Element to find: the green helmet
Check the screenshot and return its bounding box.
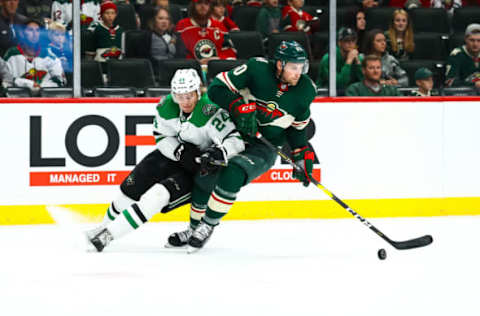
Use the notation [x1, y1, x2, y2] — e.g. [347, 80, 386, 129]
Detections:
[273, 40, 309, 74]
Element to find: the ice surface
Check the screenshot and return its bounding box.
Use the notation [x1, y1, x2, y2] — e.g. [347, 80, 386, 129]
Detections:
[1, 216, 478, 316]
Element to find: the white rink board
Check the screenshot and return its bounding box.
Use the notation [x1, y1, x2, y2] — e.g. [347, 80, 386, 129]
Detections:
[1, 99, 480, 205]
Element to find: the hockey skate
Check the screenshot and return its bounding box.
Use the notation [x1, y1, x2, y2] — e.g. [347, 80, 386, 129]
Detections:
[165, 227, 193, 248]
[86, 227, 113, 252]
[187, 220, 215, 253]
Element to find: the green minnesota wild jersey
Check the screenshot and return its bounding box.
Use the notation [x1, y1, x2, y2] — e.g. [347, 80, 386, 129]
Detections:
[153, 93, 244, 162]
[445, 45, 480, 87]
[345, 81, 403, 96]
[209, 57, 317, 147]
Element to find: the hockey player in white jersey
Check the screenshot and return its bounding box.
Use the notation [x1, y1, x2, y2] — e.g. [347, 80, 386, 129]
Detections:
[86, 69, 244, 252]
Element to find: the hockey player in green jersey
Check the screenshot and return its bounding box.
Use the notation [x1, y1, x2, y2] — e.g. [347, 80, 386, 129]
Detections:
[86, 68, 244, 252]
[182, 40, 317, 252]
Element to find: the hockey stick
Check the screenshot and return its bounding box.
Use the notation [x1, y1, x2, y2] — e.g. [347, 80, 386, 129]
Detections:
[257, 135, 433, 250]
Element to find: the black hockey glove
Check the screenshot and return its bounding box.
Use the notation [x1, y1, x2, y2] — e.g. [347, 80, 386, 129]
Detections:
[198, 146, 227, 176]
[174, 142, 202, 174]
[292, 146, 315, 187]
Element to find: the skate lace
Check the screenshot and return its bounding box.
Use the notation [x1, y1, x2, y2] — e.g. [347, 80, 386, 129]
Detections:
[193, 222, 213, 240]
[178, 228, 193, 242]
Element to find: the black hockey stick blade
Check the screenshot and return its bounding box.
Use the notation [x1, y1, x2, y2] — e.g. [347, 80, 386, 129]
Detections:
[391, 234, 433, 250]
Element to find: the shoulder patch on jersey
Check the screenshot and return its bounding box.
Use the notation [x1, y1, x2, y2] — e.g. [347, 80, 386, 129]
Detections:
[202, 103, 218, 116]
[450, 48, 461, 56]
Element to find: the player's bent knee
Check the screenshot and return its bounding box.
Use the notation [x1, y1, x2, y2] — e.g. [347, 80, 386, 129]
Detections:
[137, 183, 170, 220]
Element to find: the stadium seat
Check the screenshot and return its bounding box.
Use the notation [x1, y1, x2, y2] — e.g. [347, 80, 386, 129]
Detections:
[448, 32, 465, 52]
[124, 30, 149, 58]
[400, 60, 445, 88]
[107, 58, 156, 88]
[311, 31, 328, 60]
[81, 60, 104, 91]
[411, 33, 448, 61]
[145, 87, 170, 97]
[410, 8, 449, 34]
[115, 3, 137, 31]
[81, 29, 95, 56]
[156, 58, 202, 87]
[229, 31, 265, 59]
[5, 87, 32, 97]
[442, 86, 477, 96]
[206, 59, 246, 83]
[93, 87, 138, 97]
[232, 6, 260, 31]
[266, 32, 313, 60]
[40, 88, 73, 98]
[452, 7, 480, 33]
[337, 0, 359, 6]
[365, 7, 396, 31]
[170, 0, 190, 5]
[337, 6, 358, 28]
[303, 6, 328, 32]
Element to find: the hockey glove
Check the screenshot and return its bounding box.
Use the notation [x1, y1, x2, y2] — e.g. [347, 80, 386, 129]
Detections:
[292, 146, 315, 187]
[230, 99, 257, 137]
[174, 142, 202, 174]
[198, 146, 227, 176]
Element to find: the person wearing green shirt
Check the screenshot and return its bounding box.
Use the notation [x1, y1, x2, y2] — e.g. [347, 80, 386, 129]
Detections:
[346, 54, 403, 96]
[445, 23, 480, 91]
[316, 27, 364, 92]
[256, 0, 283, 38]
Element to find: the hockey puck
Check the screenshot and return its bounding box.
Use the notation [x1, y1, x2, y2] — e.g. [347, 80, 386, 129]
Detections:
[377, 248, 387, 260]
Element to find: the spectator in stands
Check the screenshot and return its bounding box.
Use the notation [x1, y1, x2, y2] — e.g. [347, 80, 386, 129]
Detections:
[357, 0, 383, 9]
[18, 0, 52, 23]
[363, 28, 409, 87]
[316, 27, 364, 91]
[353, 9, 367, 54]
[431, 0, 462, 17]
[346, 54, 403, 96]
[281, 0, 319, 34]
[175, 0, 237, 65]
[0, 56, 14, 94]
[385, 9, 414, 61]
[139, 0, 178, 30]
[0, 0, 28, 57]
[46, 21, 72, 73]
[51, 0, 100, 29]
[388, 0, 430, 8]
[247, 0, 262, 7]
[89, 1, 124, 62]
[3, 19, 65, 92]
[145, 7, 186, 62]
[445, 23, 480, 90]
[256, 0, 283, 39]
[410, 67, 437, 96]
[211, 0, 239, 31]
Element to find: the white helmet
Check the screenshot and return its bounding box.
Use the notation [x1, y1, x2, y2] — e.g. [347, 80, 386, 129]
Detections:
[171, 68, 202, 101]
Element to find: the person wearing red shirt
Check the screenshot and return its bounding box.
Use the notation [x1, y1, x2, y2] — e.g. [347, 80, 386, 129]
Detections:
[175, 0, 237, 65]
[281, 0, 318, 34]
[211, 0, 239, 31]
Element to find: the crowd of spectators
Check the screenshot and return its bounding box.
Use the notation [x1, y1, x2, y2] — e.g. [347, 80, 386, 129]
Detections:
[0, 0, 479, 96]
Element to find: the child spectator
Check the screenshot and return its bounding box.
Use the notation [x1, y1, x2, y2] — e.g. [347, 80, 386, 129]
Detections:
[46, 21, 72, 73]
[445, 23, 480, 90]
[51, 0, 100, 29]
[281, 0, 319, 34]
[139, 0, 182, 30]
[175, 0, 237, 65]
[211, 0, 239, 31]
[363, 28, 409, 87]
[0, 0, 28, 57]
[89, 1, 124, 62]
[353, 9, 367, 54]
[256, 0, 283, 39]
[385, 9, 414, 61]
[146, 7, 186, 62]
[3, 19, 65, 92]
[410, 67, 437, 96]
[316, 27, 364, 91]
[0, 56, 14, 94]
[346, 54, 403, 96]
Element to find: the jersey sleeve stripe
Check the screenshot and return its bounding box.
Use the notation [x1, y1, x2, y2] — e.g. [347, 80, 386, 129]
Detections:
[217, 71, 239, 94]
